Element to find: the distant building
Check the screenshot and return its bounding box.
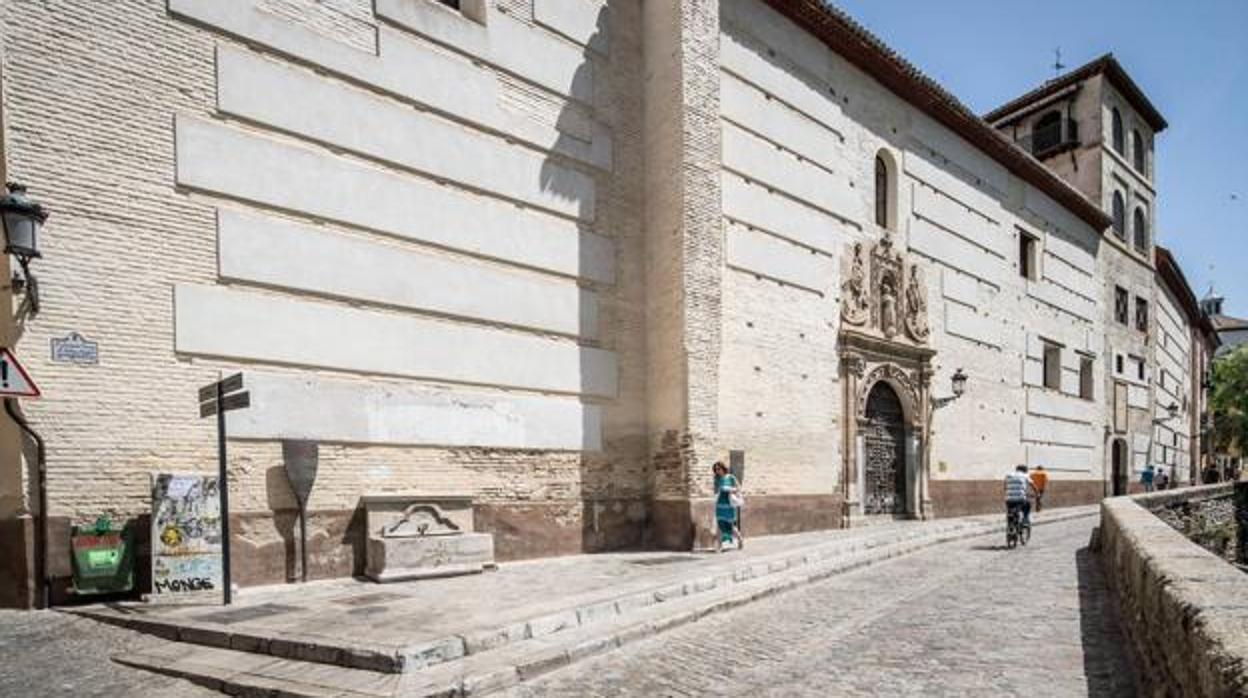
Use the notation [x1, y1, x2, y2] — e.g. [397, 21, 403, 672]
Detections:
[1201, 296, 1248, 356]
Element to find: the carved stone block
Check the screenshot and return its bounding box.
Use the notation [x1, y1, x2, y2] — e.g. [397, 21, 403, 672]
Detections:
[361, 495, 495, 582]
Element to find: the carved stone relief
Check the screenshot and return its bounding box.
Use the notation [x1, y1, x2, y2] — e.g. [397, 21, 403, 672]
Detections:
[839, 233, 931, 345]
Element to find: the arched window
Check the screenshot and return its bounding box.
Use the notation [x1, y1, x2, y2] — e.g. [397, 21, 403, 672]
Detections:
[1111, 191, 1126, 239]
[1132, 130, 1145, 172]
[1133, 207, 1148, 251]
[1111, 108, 1124, 154]
[1032, 110, 1063, 155]
[874, 155, 889, 229]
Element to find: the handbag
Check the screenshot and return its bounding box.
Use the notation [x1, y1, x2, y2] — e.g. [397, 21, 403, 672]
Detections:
[729, 491, 745, 509]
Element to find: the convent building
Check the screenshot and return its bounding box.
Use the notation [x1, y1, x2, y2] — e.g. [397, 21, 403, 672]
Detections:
[0, 0, 1216, 607]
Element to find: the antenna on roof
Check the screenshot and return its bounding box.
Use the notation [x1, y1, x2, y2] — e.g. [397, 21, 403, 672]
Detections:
[1053, 48, 1066, 78]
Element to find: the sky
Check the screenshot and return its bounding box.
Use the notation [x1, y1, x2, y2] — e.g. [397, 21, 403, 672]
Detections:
[830, 0, 1248, 318]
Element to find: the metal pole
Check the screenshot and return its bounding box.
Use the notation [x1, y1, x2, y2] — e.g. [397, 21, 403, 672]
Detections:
[217, 381, 232, 605]
[299, 502, 308, 583]
[5, 397, 48, 609]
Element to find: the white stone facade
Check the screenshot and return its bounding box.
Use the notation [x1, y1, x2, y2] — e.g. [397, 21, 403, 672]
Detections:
[0, 0, 1208, 603]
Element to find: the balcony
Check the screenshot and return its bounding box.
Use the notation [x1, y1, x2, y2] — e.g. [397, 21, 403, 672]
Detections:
[1019, 118, 1079, 159]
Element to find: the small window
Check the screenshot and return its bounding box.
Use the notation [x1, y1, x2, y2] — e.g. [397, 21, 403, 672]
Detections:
[432, 0, 487, 22]
[1135, 356, 1146, 381]
[1116, 354, 1124, 374]
[1111, 108, 1124, 154]
[1111, 192, 1126, 239]
[437, 0, 460, 7]
[1132, 130, 1146, 172]
[1115, 286, 1129, 325]
[1133, 208, 1148, 252]
[874, 155, 889, 229]
[1079, 356, 1094, 400]
[1043, 342, 1062, 390]
[1019, 231, 1039, 280]
[1136, 297, 1149, 333]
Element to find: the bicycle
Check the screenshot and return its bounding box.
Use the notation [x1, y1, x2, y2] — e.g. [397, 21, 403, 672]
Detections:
[1006, 501, 1031, 549]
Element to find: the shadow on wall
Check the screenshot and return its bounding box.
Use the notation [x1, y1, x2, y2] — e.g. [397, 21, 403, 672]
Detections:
[534, 3, 651, 556]
[1074, 545, 1141, 697]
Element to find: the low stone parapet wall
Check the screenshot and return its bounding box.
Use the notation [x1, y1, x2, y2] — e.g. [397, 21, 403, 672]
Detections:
[1100, 484, 1248, 697]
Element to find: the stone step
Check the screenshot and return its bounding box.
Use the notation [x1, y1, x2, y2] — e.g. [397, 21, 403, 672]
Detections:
[93, 508, 1095, 684]
[112, 511, 1098, 694]
[109, 509, 1097, 696]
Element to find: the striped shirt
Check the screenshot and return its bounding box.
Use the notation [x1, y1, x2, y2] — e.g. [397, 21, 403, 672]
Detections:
[1005, 472, 1031, 502]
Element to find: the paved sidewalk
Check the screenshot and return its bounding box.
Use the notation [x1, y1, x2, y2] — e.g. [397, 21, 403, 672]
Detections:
[59, 506, 1095, 696]
[506, 515, 1137, 697]
[76, 507, 1091, 672]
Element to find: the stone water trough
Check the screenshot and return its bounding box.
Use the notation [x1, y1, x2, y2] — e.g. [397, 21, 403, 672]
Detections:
[361, 495, 495, 583]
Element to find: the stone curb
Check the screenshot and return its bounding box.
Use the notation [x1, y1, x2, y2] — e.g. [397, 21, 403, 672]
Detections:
[87, 508, 1085, 676]
[110, 508, 1096, 698]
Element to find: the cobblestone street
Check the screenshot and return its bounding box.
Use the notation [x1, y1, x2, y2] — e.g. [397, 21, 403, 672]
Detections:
[505, 517, 1138, 698]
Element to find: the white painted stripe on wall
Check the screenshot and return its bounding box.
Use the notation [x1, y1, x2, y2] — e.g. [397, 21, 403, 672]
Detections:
[226, 371, 601, 451]
[1022, 414, 1096, 448]
[217, 47, 596, 221]
[174, 285, 618, 398]
[720, 73, 843, 175]
[169, 0, 610, 170]
[217, 210, 598, 339]
[1026, 389, 1095, 424]
[719, 32, 846, 140]
[175, 117, 615, 285]
[944, 302, 1001, 348]
[375, 0, 593, 104]
[1043, 232, 1097, 277]
[1041, 252, 1097, 301]
[903, 151, 1004, 225]
[941, 269, 979, 308]
[912, 184, 1005, 258]
[721, 122, 856, 222]
[1025, 444, 1094, 473]
[721, 172, 851, 253]
[1026, 281, 1097, 323]
[720, 2, 845, 103]
[909, 217, 1003, 288]
[1128, 385, 1150, 409]
[911, 118, 1010, 198]
[534, 0, 608, 54]
[725, 222, 831, 294]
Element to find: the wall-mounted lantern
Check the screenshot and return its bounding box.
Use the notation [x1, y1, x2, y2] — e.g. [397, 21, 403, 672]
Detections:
[1153, 402, 1178, 425]
[1, 182, 47, 314]
[933, 368, 968, 411]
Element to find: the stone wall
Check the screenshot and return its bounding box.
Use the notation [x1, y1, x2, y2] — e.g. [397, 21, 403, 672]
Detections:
[1099, 484, 1248, 697]
[1153, 488, 1239, 565]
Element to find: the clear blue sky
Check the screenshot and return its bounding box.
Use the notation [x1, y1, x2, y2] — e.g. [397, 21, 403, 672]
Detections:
[831, 0, 1248, 318]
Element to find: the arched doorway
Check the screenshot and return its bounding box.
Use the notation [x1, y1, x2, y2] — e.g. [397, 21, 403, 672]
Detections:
[863, 382, 907, 515]
[1111, 439, 1128, 496]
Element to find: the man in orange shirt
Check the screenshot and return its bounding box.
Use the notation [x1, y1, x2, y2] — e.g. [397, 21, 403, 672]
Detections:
[1030, 465, 1049, 513]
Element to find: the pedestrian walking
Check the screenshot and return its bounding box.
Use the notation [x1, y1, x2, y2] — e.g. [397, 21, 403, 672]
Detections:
[712, 461, 743, 553]
[1155, 467, 1169, 491]
[1029, 465, 1048, 513]
[1141, 464, 1155, 493]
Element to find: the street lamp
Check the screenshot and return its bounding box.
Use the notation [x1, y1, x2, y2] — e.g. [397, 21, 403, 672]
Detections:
[1, 182, 47, 314]
[933, 368, 968, 410]
[1153, 402, 1178, 425]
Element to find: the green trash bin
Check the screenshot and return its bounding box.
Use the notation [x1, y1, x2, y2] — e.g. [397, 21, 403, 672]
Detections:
[71, 516, 134, 595]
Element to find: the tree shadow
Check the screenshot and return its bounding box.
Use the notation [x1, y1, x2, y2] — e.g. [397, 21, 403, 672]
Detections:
[1074, 545, 1142, 697]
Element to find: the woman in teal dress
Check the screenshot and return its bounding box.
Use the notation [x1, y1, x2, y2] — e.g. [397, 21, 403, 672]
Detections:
[712, 462, 742, 552]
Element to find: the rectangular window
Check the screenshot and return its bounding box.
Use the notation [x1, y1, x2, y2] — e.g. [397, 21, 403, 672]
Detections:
[1043, 342, 1062, 390]
[1079, 356, 1094, 400]
[1115, 354, 1124, 374]
[1115, 287, 1129, 325]
[432, 0, 487, 22]
[437, 0, 460, 8]
[1019, 232, 1038, 280]
[1135, 298, 1149, 333]
[1135, 357, 1146, 381]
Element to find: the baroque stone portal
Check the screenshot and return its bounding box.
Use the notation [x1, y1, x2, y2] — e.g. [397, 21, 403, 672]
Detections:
[839, 233, 936, 524]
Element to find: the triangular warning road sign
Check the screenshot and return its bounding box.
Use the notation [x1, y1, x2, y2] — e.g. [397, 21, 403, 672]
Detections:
[0, 349, 40, 398]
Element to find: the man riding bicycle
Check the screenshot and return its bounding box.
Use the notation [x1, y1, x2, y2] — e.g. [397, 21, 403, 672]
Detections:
[1005, 464, 1038, 529]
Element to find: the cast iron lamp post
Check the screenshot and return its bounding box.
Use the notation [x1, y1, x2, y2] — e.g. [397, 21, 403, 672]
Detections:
[1, 182, 47, 315]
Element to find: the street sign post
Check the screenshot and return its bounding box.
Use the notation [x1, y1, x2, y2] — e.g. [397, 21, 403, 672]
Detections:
[197, 373, 251, 605]
[0, 348, 45, 607]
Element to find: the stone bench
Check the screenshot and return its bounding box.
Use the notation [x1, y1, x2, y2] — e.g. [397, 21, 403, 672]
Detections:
[361, 495, 495, 583]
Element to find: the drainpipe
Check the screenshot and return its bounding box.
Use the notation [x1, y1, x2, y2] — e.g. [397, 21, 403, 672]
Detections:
[5, 397, 47, 609]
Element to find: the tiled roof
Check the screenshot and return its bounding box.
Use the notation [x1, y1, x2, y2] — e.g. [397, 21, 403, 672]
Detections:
[764, 0, 1112, 231]
[984, 54, 1168, 132]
